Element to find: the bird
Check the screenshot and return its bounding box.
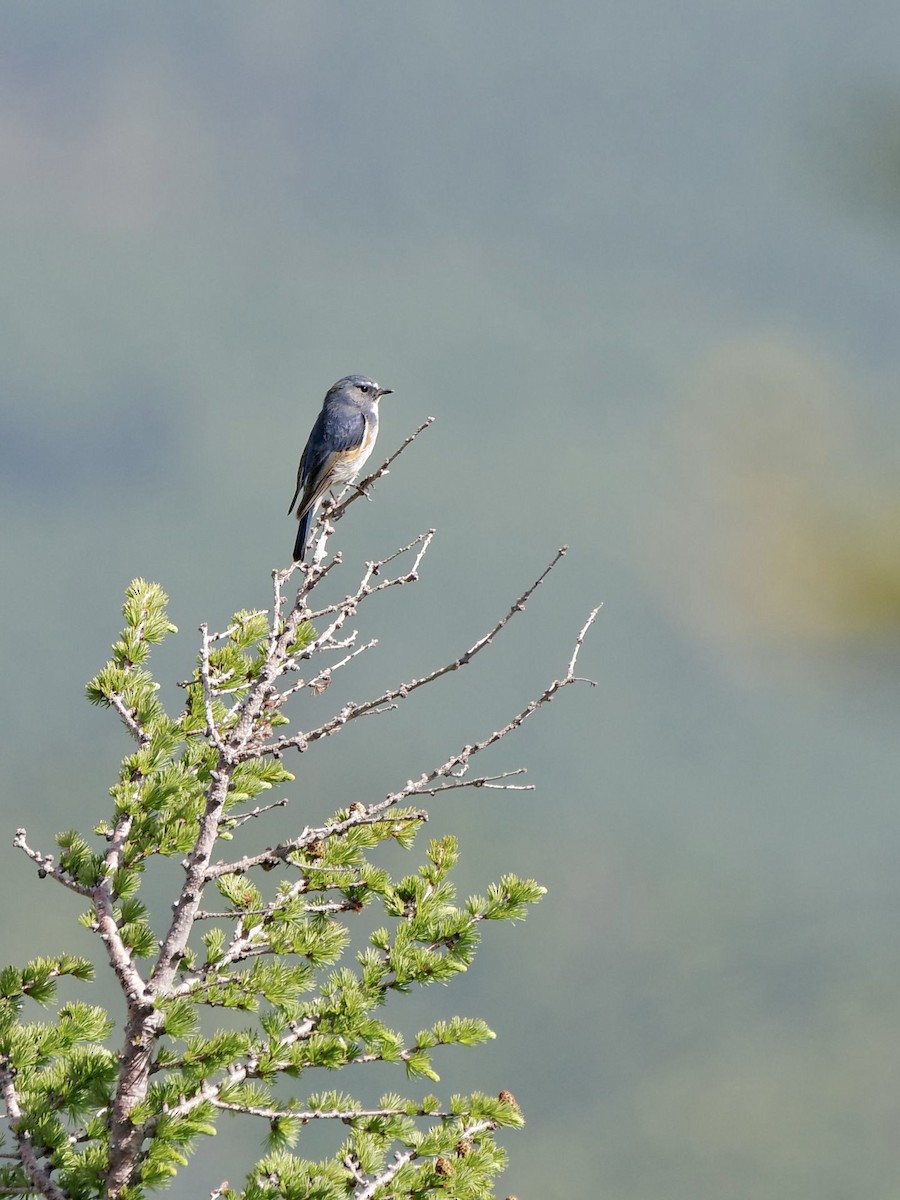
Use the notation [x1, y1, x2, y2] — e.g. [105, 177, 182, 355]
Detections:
[288, 375, 393, 562]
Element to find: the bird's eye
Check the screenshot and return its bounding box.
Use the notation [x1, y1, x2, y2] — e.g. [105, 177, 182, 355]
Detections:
[359, 384, 370, 394]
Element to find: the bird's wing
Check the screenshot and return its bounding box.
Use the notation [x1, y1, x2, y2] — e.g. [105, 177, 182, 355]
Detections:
[287, 405, 367, 519]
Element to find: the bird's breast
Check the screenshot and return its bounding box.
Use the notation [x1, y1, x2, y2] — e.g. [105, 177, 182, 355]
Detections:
[333, 409, 378, 482]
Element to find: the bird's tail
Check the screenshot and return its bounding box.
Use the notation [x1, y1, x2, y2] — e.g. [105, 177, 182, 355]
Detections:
[293, 507, 314, 562]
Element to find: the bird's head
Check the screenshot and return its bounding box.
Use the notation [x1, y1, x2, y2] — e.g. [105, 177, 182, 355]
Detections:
[331, 375, 393, 405]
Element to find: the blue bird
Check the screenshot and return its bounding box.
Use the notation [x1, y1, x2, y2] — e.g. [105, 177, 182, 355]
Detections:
[288, 375, 393, 562]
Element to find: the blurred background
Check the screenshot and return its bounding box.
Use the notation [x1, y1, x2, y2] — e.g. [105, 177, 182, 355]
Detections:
[3, 3, 900, 1197]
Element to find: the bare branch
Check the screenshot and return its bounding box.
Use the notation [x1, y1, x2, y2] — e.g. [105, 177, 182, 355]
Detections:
[389, 603, 602, 800]
[205, 602, 599, 884]
[220, 797, 289, 831]
[198, 624, 227, 754]
[105, 692, 148, 745]
[194, 895, 361, 919]
[329, 416, 436, 526]
[205, 807, 428, 881]
[343, 1155, 367, 1187]
[303, 530, 435, 623]
[94, 812, 152, 1002]
[151, 767, 233, 989]
[209, 1099, 459, 1122]
[12, 830, 92, 897]
[279, 637, 377, 703]
[251, 546, 569, 760]
[207, 612, 267, 643]
[568, 604, 603, 679]
[290, 602, 600, 829]
[415, 769, 535, 795]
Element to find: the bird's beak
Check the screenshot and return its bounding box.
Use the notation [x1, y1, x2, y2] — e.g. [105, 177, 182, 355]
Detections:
[377, 387, 393, 398]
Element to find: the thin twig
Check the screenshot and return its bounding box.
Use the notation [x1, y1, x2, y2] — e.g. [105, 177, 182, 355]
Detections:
[205, 808, 428, 881]
[198, 624, 227, 754]
[289, 637, 378, 700]
[391, 604, 601, 799]
[207, 612, 267, 644]
[416, 769, 535, 796]
[209, 1100, 458, 1122]
[329, 416, 436, 526]
[105, 692, 148, 744]
[12, 830, 92, 896]
[206, 603, 598, 880]
[248, 546, 569, 760]
[303, 531, 435, 623]
[220, 797, 289, 830]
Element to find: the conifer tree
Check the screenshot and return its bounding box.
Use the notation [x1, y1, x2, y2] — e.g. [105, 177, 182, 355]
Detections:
[0, 423, 598, 1200]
